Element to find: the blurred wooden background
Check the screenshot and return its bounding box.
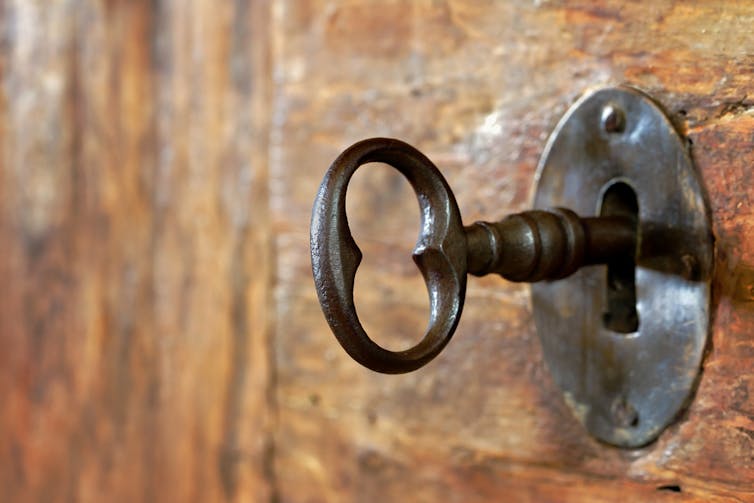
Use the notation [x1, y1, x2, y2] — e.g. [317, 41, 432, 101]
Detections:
[1, 1, 753, 501]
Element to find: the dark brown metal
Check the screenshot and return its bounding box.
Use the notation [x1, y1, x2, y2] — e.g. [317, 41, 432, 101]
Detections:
[311, 138, 467, 374]
[310, 85, 712, 449]
[465, 211, 636, 281]
[311, 137, 637, 374]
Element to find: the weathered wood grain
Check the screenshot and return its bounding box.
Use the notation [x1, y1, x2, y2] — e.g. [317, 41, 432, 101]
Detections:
[0, 0, 273, 501]
[271, 1, 754, 501]
[3, 0, 754, 501]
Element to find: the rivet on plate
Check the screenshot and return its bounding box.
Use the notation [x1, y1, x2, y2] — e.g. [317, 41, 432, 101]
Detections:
[601, 104, 625, 133]
[611, 396, 639, 428]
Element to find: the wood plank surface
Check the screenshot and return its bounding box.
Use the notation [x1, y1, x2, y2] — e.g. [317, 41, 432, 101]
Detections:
[270, 1, 754, 501]
[0, 1, 273, 501]
[2, 1, 754, 502]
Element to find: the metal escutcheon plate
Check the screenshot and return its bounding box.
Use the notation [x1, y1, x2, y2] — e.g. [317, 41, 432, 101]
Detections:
[532, 86, 713, 447]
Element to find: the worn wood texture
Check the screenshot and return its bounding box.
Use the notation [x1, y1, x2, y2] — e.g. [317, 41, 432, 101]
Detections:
[270, 1, 754, 502]
[0, 1, 273, 501]
[3, 1, 754, 502]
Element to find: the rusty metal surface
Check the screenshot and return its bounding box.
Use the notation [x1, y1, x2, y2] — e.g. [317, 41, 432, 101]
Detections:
[310, 86, 712, 448]
[310, 139, 467, 374]
[532, 86, 713, 447]
[311, 138, 636, 374]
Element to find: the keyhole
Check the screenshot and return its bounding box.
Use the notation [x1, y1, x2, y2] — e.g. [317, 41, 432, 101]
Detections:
[600, 181, 639, 333]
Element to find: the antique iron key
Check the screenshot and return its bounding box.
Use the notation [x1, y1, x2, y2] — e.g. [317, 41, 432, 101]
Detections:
[310, 86, 712, 447]
[310, 137, 637, 374]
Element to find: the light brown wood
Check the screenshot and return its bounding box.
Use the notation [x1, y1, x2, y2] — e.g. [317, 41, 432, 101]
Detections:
[2, 1, 754, 502]
[0, 1, 273, 501]
[270, 1, 754, 501]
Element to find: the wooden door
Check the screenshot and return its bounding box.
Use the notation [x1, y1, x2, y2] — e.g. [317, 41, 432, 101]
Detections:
[1, 1, 753, 501]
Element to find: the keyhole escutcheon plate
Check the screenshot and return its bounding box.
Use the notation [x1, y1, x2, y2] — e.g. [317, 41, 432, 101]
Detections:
[532, 86, 713, 448]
